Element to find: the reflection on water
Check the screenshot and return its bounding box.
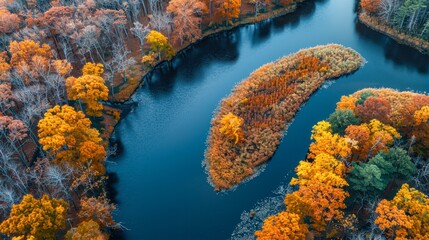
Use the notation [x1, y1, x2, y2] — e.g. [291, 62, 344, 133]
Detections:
[145, 31, 241, 98]
[355, 21, 429, 73]
[108, 0, 429, 239]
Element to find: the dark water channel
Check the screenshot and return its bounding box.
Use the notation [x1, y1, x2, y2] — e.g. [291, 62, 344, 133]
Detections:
[108, 0, 429, 239]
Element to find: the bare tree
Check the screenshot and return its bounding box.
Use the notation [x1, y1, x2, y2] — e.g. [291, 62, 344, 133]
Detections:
[45, 74, 67, 106]
[412, 157, 429, 192]
[73, 25, 102, 63]
[149, 0, 162, 14]
[380, 0, 401, 21]
[149, 11, 173, 39]
[43, 164, 74, 201]
[130, 21, 150, 53]
[104, 43, 136, 96]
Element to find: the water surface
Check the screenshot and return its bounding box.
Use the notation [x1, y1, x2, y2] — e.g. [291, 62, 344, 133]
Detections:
[108, 0, 429, 239]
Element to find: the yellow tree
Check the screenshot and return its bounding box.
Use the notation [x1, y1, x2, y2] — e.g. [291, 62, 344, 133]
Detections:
[51, 59, 72, 76]
[37, 105, 106, 175]
[0, 194, 68, 240]
[65, 220, 108, 240]
[286, 153, 349, 233]
[254, 211, 309, 240]
[345, 119, 400, 161]
[218, 0, 241, 24]
[9, 40, 52, 67]
[414, 106, 429, 125]
[308, 121, 356, 160]
[0, 51, 11, 81]
[219, 112, 244, 144]
[82, 62, 104, 77]
[390, 184, 429, 238]
[375, 184, 429, 239]
[141, 53, 158, 70]
[9, 40, 54, 83]
[375, 199, 413, 239]
[336, 95, 358, 112]
[285, 182, 349, 233]
[291, 153, 347, 187]
[66, 63, 109, 117]
[146, 30, 175, 61]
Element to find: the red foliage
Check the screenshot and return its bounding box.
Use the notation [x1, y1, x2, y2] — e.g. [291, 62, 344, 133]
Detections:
[355, 96, 391, 123]
[361, 0, 382, 14]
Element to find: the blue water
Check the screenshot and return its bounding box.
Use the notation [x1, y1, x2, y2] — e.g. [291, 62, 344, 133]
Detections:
[108, 0, 429, 239]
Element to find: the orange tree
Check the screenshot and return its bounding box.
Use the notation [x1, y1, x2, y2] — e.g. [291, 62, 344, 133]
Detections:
[65, 220, 108, 240]
[37, 105, 106, 175]
[146, 30, 175, 61]
[205, 45, 363, 190]
[66, 62, 109, 117]
[0, 194, 68, 240]
[361, 0, 382, 15]
[218, 0, 241, 24]
[254, 211, 308, 240]
[375, 184, 429, 239]
[285, 153, 349, 233]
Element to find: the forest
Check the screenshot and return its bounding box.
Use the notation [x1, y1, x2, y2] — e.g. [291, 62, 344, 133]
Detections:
[1, 0, 429, 239]
[360, 0, 429, 53]
[0, 0, 305, 239]
[255, 88, 429, 239]
[205, 44, 363, 191]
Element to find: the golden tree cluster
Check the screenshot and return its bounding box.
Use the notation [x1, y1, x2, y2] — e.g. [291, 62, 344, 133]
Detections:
[66, 62, 109, 117]
[256, 88, 429, 238]
[37, 105, 106, 175]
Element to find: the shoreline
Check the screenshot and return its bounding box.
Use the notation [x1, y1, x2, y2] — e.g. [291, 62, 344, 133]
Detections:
[109, 4, 299, 104]
[102, 3, 301, 142]
[358, 12, 429, 55]
[204, 44, 363, 191]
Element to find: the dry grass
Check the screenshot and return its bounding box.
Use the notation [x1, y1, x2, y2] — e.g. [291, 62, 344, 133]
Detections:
[205, 44, 364, 191]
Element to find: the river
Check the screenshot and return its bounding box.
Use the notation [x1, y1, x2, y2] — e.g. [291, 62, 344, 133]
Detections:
[107, 0, 429, 239]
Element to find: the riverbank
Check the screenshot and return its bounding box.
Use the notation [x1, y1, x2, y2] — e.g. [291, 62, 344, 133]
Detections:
[100, 2, 303, 142]
[255, 88, 429, 238]
[108, 3, 301, 104]
[204, 44, 363, 191]
[358, 12, 429, 55]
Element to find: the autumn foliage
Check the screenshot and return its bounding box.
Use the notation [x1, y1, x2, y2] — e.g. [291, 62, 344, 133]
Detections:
[218, 0, 241, 23]
[286, 153, 349, 233]
[336, 88, 429, 156]
[66, 63, 109, 117]
[256, 88, 429, 238]
[65, 220, 108, 240]
[375, 184, 429, 239]
[0, 194, 68, 240]
[37, 105, 106, 175]
[219, 112, 244, 144]
[205, 44, 363, 190]
[78, 196, 116, 228]
[307, 121, 356, 160]
[254, 211, 308, 239]
[82, 62, 104, 77]
[146, 30, 175, 61]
